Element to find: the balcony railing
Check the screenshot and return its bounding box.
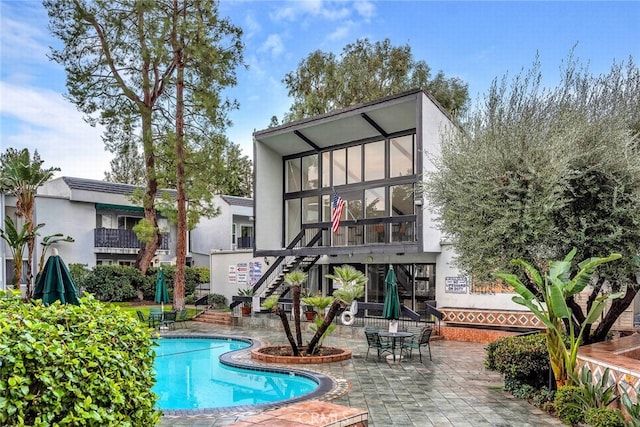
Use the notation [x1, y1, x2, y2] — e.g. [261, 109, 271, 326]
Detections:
[94, 228, 169, 251]
[237, 236, 253, 249]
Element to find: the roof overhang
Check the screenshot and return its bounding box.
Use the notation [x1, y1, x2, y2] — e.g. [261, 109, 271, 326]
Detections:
[253, 89, 425, 157]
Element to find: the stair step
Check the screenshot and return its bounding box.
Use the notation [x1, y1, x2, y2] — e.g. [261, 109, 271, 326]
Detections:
[193, 311, 232, 326]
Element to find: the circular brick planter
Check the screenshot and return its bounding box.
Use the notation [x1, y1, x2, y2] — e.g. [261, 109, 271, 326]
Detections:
[251, 346, 352, 364]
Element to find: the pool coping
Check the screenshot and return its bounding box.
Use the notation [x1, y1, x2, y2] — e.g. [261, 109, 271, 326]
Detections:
[156, 333, 345, 417]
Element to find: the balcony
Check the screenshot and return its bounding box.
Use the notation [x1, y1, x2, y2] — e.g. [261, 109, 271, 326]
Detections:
[237, 236, 254, 249]
[94, 228, 170, 254]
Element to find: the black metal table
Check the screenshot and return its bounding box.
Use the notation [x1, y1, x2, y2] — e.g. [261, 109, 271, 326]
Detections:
[378, 331, 414, 362]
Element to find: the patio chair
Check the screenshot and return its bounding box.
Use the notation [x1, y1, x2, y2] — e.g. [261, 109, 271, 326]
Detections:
[364, 330, 392, 361]
[136, 310, 152, 328]
[161, 311, 176, 330]
[176, 309, 188, 328]
[402, 326, 432, 362]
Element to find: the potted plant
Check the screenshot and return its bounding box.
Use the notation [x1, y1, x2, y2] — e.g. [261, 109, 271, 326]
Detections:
[301, 290, 318, 321]
[237, 287, 255, 316]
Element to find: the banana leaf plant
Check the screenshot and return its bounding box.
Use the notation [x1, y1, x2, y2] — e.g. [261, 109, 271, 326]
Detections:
[494, 248, 622, 387]
[0, 216, 44, 290]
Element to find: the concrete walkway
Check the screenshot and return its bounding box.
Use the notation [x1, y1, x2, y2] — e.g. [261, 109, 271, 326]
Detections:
[158, 321, 564, 427]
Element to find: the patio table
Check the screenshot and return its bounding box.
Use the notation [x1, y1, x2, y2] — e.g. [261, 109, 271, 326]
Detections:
[378, 331, 414, 363]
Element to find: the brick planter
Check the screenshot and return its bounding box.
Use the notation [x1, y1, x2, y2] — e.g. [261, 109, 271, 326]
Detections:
[251, 346, 352, 364]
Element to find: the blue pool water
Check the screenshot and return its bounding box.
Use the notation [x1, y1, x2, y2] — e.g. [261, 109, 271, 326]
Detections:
[153, 338, 318, 410]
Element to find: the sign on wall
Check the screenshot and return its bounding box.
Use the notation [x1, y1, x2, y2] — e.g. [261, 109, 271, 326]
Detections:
[445, 276, 469, 294]
[228, 261, 263, 286]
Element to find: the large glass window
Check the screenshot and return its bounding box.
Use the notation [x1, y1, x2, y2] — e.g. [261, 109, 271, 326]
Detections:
[285, 199, 301, 242]
[302, 155, 318, 190]
[390, 184, 414, 216]
[365, 187, 386, 218]
[390, 135, 414, 177]
[302, 196, 319, 224]
[321, 152, 331, 188]
[364, 140, 385, 181]
[332, 149, 346, 186]
[285, 158, 301, 192]
[347, 145, 361, 184]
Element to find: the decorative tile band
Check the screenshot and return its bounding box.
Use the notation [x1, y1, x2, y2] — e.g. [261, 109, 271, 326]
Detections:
[440, 308, 543, 329]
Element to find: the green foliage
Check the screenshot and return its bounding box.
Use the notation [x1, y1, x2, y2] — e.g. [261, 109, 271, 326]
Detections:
[192, 266, 210, 284]
[81, 265, 142, 302]
[621, 386, 640, 426]
[484, 334, 550, 391]
[207, 293, 227, 309]
[68, 263, 91, 288]
[424, 54, 640, 343]
[282, 37, 468, 122]
[574, 366, 618, 409]
[0, 217, 45, 289]
[554, 385, 586, 425]
[0, 296, 160, 426]
[302, 295, 334, 313]
[237, 287, 254, 307]
[584, 407, 626, 427]
[495, 249, 621, 386]
[132, 218, 156, 244]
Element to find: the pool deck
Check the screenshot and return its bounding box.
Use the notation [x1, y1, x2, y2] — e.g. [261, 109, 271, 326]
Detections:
[157, 321, 564, 427]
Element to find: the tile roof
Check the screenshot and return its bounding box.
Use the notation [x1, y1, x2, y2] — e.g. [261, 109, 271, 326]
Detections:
[220, 195, 253, 208]
[62, 177, 176, 197]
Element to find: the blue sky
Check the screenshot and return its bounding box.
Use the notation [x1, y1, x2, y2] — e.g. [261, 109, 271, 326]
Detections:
[1, 1, 639, 180]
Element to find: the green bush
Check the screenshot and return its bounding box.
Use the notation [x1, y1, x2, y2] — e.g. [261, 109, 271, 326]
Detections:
[584, 407, 626, 427]
[82, 265, 143, 301]
[485, 333, 550, 391]
[0, 296, 160, 426]
[554, 385, 585, 425]
[207, 293, 228, 308]
[192, 266, 210, 284]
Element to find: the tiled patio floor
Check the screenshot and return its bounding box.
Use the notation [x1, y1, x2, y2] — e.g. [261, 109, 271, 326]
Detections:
[157, 321, 564, 427]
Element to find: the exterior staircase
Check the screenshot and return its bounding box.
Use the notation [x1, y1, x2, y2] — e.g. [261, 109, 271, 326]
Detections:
[192, 310, 232, 326]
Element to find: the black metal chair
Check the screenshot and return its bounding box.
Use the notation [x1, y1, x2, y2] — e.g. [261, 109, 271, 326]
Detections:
[175, 309, 188, 328]
[136, 310, 152, 328]
[161, 311, 177, 330]
[402, 326, 432, 362]
[364, 330, 392, 361]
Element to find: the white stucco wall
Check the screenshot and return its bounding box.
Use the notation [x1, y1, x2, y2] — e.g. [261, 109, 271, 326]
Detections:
[435, 242, 525, 311]
[190, 197, 232, 255]
[254, 141, 283, 253]
[420, 93, 454, 253]
[34, 196, 97, 268]
[209, 250, 266, 304]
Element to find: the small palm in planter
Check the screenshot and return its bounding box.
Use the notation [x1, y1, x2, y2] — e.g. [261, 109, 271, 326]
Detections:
[237, 287, 254, 316]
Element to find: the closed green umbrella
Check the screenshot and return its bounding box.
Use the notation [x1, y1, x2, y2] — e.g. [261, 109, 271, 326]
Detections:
[382, 266, 401, 332]
[33, 248, 80, 305]
[154, 268, 170, 312]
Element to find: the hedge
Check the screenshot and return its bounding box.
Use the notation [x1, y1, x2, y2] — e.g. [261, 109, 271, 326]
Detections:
[0, 295, 160, 426]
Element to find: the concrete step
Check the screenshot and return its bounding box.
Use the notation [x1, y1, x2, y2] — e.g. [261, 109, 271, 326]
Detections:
[192, 311, 232, 326]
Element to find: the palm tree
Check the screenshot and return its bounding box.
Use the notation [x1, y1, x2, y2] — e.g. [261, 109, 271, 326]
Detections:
[0, 217, 44, 290]
[263, 295, 299, 356]
[0, 148, 59, 297]
[284, 269, 308, 347]
[306, 265, 366, 355]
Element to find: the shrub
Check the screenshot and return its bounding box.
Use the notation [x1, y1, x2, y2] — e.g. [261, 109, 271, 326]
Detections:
[207, 293, 228, 308]
[68, 263, 91, 290]
[81, 265, 143, 301]
[584, 407, 626, 427]
[621, 386, 640, 426]
[554, 385, 585, 425]
[192, 266, 210, 284]
[0, 296, 160, 425]
[485, 333, 550, 391]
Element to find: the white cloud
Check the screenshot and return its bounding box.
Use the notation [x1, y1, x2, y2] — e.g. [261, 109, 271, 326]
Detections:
[353, 1, 376, 21]
[326, 20, 355, 42]
[259, 34, 285, 57]
[0, 82, 110, 180]
[243, 13, 261, 39]
[270, 0, 350, 22]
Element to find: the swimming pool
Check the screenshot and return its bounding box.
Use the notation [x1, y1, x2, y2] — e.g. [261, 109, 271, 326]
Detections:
[153, 337, 329, 413]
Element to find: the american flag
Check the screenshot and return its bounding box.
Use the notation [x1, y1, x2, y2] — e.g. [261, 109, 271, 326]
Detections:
[331, 193, 346, 233]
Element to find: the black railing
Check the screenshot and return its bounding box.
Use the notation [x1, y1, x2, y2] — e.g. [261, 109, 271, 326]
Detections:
[94, 228, 170, 250]
[237, 236, 253, 249]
